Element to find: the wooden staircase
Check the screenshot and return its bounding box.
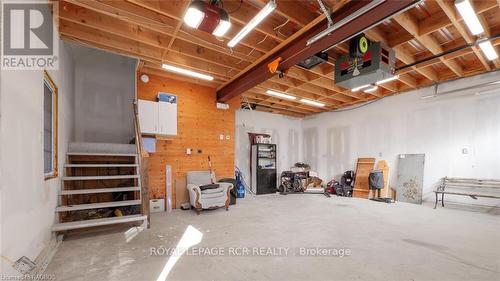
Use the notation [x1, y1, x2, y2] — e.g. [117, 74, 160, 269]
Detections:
[52, 144, 147, 232]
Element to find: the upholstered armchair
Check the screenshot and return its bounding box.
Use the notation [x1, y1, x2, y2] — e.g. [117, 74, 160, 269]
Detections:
[186, 171, 233, 214]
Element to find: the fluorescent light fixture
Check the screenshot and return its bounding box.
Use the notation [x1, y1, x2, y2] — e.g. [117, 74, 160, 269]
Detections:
[161, 64, 214, 81]
[213, 19, 231, 37]
[300, 98, 325, 107]
[183, 6, 204, 28]
[227, 0, 276, 47]
[351, 84, 371, 92]
[266, 90, 296, 100]
[478, 39, 498, 61]
[364, 86, 378, 93]
[376, 75, 399, 85]
[454, 0, 484, 35]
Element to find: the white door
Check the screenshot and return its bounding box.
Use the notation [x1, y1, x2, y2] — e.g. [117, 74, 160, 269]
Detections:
[158, 102, 177, 136]
[138, 100, 158, 135]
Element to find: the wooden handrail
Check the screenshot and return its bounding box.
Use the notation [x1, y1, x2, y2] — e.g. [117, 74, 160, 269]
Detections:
[133, 100, 150, 228]
[133, 100, 149, 159]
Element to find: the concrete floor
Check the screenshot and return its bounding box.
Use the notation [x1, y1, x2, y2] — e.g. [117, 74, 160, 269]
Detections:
[45, 195, 500, 281]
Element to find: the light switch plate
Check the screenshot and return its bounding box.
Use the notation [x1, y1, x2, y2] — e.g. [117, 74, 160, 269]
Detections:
[219, 134, 224, 140]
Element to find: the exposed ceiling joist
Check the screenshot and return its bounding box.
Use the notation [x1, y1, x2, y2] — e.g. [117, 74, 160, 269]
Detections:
[58, 0, 500, 117]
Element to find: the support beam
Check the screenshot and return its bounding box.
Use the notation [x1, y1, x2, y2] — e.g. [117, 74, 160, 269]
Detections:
[217, 0, 420, 102]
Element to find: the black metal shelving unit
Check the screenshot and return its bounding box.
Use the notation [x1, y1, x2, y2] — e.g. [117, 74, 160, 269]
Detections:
[251, 143, 277, 195]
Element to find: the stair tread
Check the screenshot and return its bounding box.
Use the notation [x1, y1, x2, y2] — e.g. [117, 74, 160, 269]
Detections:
[60, 187, 141, 195]
[56, 200, 141, 212]
[67, 152, 137, 156]
[52, 215, 147, 231]
[65, 164, 138, 168]
[62, 175, 139, 180]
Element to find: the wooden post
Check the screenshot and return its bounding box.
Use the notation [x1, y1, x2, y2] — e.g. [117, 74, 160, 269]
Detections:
[133, 100, 150, 228]
[140, 156, 150, 228]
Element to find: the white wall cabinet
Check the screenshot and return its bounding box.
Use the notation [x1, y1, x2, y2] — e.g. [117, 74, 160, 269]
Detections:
[158, 102, 177, 136]
[138, 99, 177, 136]
[138, 100, 158, 135]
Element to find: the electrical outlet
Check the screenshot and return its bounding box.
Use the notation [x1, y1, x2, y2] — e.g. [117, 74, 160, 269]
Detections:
[219, 134, 224, 140]
[186, 148, 192, 155]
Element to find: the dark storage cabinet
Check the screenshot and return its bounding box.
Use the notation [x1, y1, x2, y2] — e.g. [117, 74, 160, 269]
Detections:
[251, 144, 277, 195]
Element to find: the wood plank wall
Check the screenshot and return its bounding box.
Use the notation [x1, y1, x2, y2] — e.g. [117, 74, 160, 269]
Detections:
[137, 73, 238, 207]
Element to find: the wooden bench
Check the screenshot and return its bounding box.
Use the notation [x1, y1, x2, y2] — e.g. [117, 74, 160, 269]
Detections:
[434, 177, 500, 209]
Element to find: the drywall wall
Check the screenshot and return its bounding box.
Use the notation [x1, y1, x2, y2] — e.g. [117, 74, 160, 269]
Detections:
[0, 41, 75, 276]
[71, 44, 136, 144]
[235, 110, 302, 188]
[302, 71, 500, 202]
[137, 73, 237, 207]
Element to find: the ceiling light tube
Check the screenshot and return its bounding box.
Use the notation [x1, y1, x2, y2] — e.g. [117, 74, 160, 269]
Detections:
[478, 39, 498, 61]
[376, 75, 399, 85]
[300, 98, 325, 107]
[364, 86, 378, 93]
[227, 0, 276, 47]
[454, 0, 484, 35]
[351, 84, 371, 92]
[266, 90, 296, 100]
[161, 64, 214, 81]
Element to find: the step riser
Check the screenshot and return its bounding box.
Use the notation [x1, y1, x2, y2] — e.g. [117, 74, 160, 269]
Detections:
[60, 187, 141, 195]
[67, 153, 137, 157]
[65, 164, 138, 168]
[63, 175, 139, 181]
[56, 200, 142, 212]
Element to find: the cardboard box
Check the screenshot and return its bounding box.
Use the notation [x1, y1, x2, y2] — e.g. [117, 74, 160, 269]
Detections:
[175, 178, 189, 209]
